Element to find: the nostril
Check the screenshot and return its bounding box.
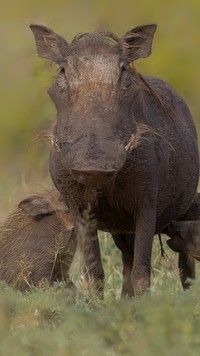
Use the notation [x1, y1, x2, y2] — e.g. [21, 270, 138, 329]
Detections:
[72, 169, 116, 177]
[71, 168, 117, 185]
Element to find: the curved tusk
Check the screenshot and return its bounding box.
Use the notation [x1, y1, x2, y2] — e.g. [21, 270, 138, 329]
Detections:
[51, 137, 61, 152]
[125, 134, 135, 152]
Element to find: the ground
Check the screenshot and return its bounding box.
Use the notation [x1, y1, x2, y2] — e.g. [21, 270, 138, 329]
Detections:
[0, 212, 200, 355]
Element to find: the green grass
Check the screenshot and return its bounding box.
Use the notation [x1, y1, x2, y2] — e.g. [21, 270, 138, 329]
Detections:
[0, 227, 200, 356]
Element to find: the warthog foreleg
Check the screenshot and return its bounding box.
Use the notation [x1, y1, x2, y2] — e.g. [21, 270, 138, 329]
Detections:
[112, 233, 134, 297]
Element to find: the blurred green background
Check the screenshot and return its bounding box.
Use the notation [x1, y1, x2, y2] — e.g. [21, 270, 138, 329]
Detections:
[0, 4, 200, 352]
[0, 0, 200, 211]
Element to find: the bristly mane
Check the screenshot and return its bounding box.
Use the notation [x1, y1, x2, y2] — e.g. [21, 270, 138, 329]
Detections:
[68, 30, 120, 56]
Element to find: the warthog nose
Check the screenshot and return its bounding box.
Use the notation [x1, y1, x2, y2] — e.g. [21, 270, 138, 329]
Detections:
[71, 168, 117, 185]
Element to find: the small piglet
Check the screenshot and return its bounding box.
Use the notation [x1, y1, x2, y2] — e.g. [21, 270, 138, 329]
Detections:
[166, 220, 200, 262]
[0, 191, 77, 291]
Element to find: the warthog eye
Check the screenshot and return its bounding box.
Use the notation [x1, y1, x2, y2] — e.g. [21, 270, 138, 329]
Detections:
[60, 67, 65, 74]
[60, 141, 72, 150]
[52, 138, 72, 152]
[120, 63, 132, 90]
[57, 67, 68, 90]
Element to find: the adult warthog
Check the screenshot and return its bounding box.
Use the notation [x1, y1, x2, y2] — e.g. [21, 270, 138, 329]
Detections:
[30, 24, 199, 296]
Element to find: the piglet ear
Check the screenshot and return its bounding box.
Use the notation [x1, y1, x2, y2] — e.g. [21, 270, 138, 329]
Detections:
[29, 24, 69, 63]
[166, 237, 186, 253]
[120, 24, 157, 63]
[19, 195, 55, 218]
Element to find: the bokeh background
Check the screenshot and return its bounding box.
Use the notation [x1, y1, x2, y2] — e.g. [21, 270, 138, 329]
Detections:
[1, 0, 200, 215]
[0, 4, 200, 351]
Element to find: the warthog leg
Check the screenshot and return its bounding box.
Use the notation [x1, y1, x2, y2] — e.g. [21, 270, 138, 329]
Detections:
[112, 233, 134, 297]
[178, 253, 195, 289]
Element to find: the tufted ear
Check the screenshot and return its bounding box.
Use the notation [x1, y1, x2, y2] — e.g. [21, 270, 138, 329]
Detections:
[30, 24, 69, 63]
[19, 192, 69, 218]
[19, 195, 55, 218]
[120, 24, 157, 63]
[166, 236, 186, 253]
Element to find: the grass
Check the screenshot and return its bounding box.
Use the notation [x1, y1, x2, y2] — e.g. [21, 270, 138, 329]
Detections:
[0, 220, 200, 355]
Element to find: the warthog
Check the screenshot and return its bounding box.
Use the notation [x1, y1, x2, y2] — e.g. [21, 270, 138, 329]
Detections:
[30, 24, 199, 296]
[0, 190, 77, 291]
[113, 192, 200, 294]
[166, 221, 200, 262]
[164, 192, 200, 289]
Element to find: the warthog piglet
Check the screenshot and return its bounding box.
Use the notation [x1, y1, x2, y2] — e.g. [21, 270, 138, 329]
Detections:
[0, 191, 77, 291]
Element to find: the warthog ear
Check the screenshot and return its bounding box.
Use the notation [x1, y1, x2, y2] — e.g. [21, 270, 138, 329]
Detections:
[18, 195, 55, 218]
[29, 24, 69, 63]
[120, 24, 157, 63]
[166, 236, 186, 253]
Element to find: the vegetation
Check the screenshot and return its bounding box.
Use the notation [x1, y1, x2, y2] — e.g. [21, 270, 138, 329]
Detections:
[0, 234, 200, 355]
[0, 0, 200, 354]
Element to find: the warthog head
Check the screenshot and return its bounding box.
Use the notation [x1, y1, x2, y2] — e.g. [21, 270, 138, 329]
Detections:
[165, 221, 200, 262]
[30, 24, 156, 186]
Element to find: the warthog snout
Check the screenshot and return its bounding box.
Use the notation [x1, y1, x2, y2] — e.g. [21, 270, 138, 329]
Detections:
[71, 168, 117, 186]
